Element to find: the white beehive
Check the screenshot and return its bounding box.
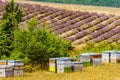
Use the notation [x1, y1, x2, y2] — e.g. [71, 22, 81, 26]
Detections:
[102, 51, 118, 63]
[89, 53, 102, 66]
[80, 53, 91, 67]
[13, 69, 24, 76]
[80, 53, 91, 62]
[0, 65, 13, 77]
[72, 62, 83, 72]
[92, 58, 102, 66]
[56, 60, 64, 73]
[102, 52, 109, 63]
[111, 52, 120, 63]
[8, 60, 24, 76]
[56, 57, 73, 73]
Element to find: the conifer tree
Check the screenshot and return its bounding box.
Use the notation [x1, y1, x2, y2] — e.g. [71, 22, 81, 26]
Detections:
[0, 0, 22, 58]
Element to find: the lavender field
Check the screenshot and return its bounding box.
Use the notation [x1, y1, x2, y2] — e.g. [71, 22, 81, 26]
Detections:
[0, 1, 120, 46]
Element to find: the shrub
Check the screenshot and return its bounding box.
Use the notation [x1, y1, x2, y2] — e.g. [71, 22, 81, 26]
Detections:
[12, 17, 73, 71]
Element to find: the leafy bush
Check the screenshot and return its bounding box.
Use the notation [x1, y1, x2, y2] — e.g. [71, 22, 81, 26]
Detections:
[12, 17, 73, 70]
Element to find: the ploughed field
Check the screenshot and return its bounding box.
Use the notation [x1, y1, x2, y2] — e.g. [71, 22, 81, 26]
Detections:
[1, 1, 120, 45]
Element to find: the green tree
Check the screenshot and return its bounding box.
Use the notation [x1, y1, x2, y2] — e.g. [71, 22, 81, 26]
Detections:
[0, 0, 22, 58]
[12, 17, 73, 70]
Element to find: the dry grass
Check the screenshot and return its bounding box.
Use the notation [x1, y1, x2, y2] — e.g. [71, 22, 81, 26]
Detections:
[13, 0, 120, 15]
[1, 63, 120, 80]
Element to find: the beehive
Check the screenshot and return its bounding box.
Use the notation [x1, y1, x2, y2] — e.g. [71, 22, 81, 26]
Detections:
[56, 57, 73, 73]
[90, 53, 102, 66]
[13, 69, 24, 76]
[56, 60, 64, 73]
[92, 58, 102, 66]
[72, 62, 83, 72]
[8, 60, 24, 76]
[80, 53, 91, 67]
[49, 58, 59, 72]
[111, 51, 120, 63]
[102, 51, 118, 63]
[0, 65, 13, 77]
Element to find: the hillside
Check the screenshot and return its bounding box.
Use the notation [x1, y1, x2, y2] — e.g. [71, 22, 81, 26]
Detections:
[13, 0, 120, 15]
[0, 1, 120, 46]
[1, 1, 120, 80]
[30, 0, 120, 8]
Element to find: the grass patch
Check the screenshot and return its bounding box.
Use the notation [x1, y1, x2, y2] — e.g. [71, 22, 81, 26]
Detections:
[2, 63, 120, 80]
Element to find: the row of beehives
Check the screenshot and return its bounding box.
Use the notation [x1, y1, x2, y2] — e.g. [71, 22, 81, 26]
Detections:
[0, 60, 24, 78]
[49, 50, 120, 73]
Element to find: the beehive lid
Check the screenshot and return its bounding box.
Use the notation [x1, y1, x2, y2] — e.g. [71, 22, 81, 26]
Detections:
[103, 50, 118, 54]
[8, 60, 24, 62]
[80, 53, 90, 56]
[60, 57, 73, 60]
[56, 57, 73, 61]
[60, 57, 72, 59]
[116, 51, 120, 54]
[0, 60, 7, 62]
[49, 58, 60, 60]
[89, 53, 101, 56]
[72, 62, 83, 64]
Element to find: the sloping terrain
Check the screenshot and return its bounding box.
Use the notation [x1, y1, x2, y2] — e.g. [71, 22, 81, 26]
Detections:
[13, 0, 120, 15]
[27, 0, 120, 8]
[0, 1, 120, 46]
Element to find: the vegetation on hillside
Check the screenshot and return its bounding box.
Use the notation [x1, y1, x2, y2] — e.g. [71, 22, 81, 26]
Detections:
[34, 0, 120, 7]
[77, 41, 120, 54]
[0, 0, 73, 72]
[11, 17, 73, 71]
[0, 0, 22, 58]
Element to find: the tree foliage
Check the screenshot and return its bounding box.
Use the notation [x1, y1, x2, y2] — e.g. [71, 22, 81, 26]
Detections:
[12, 17, 73, 70]
[0, 0, 22, 58]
